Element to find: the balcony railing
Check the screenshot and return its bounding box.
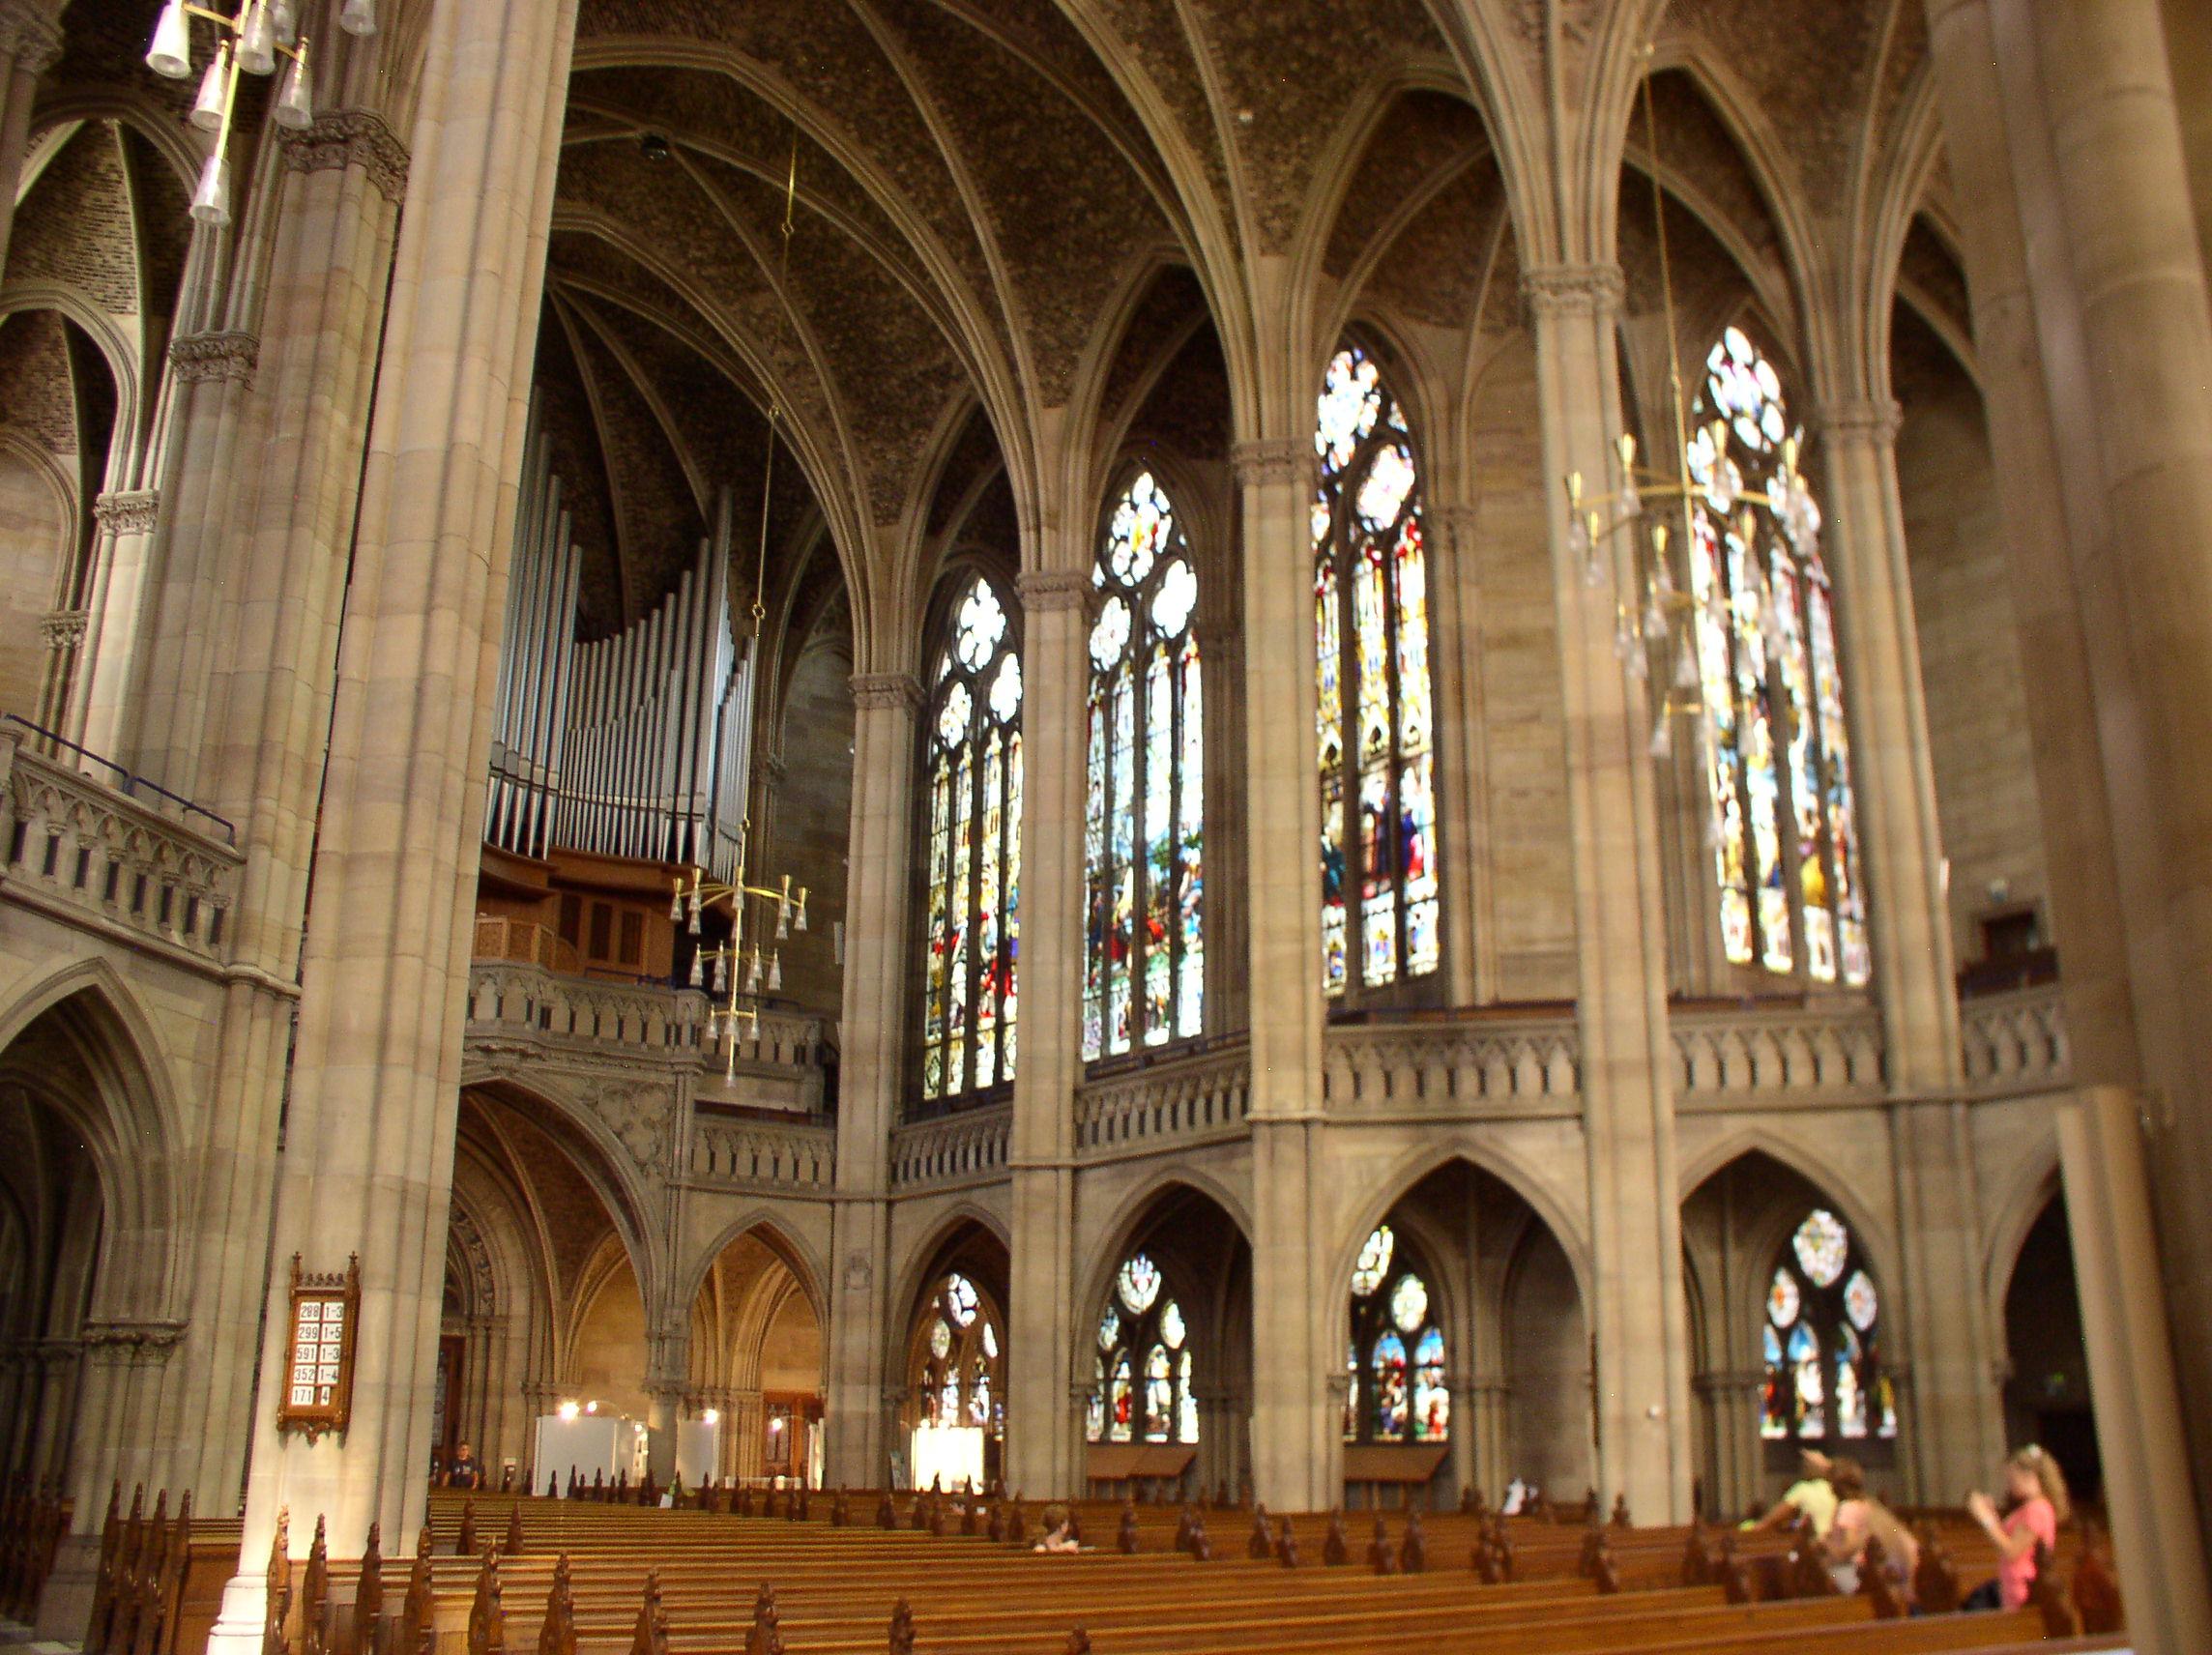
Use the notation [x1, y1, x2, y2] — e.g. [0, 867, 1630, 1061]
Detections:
[0, 724, 242, 968]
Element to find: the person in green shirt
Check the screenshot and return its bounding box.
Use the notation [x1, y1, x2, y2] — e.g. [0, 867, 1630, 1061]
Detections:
[1741, 1448, 1839, 1536]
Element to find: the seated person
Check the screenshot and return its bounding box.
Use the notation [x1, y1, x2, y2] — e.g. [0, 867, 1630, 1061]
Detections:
[1743, 1448, 1838, 1536]
[1963, 1444, 2069, 1611]
[1822, 1458, 1917, 1597]
[1500, 1478, 1535, 1517]
[1033, 1504, 1083, 1553]
[447, 1442, 482, 1491]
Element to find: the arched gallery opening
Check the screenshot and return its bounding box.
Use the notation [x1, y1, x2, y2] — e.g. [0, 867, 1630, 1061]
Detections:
[897, 1219, 1009, 1494]
[686, 1225, 823, 1489]
[1682, 1151, 1903, 1522]
[1342, 1160, 1591, 1510]
[1083, 1185, 1248, 1504]
[2001, 1190, 2097, 1506]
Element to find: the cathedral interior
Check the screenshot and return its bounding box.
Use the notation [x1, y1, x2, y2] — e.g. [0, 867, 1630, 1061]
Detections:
[0, 0, 2208, 1649]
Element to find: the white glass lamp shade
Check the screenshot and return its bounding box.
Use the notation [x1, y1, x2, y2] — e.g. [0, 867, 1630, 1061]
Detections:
[274, 46, 314, 131]
[269, 0, 297, 44]
[339, 0, 378, 37]
[189, 45, 229, 133]
[237, 1, 276, 74]
[146, 0, 193, 78]
[189, 152, 231, 227]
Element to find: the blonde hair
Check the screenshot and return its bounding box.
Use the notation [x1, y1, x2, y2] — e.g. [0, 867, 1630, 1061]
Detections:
[2008, 1445, 2071, 1524]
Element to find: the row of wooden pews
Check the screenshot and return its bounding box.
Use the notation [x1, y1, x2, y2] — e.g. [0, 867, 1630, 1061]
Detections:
[26, 1480, 2128, 1655]
[320, 1486, 2121, 1655]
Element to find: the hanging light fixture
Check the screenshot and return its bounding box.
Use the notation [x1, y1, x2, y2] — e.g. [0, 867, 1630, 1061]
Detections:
[338, 0, 377, 38]
[672, 129, 828, 1076]
[142, 0, 317, 226]
[1557, 52, 1823, 778]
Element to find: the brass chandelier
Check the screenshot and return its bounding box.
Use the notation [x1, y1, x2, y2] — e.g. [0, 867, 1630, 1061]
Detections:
[1562, 63, 1824, 765]
[142, 0, 380, 227]
[672, 130, 815, 1072]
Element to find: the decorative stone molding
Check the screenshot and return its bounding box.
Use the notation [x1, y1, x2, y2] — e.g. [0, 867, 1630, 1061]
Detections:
[848, 672, 923, 711]
[169, 331, 260, 387]
[1673, 1004, 1885, 1106]
[1228, 436, 1308, 488]
[39, 608, 85, 651]
[1814, 397, 1905, 445]
[1435, 503, 1481, 557]
[80, 1319, 189, 1360]
[1519, 263, 1626, 322]
[843, 1251, 875, 1293]
[0, 0, 64, 75]
[1076, 1042, 1250, 1157]
[1324, 1013, 1582, 1114]
[93, 488, 160, 534]
[889, 1103, 1009, 1190]
[1014, 567, 1089, 612]
[280, 108, 411, 203]
[1959, 982, 2069, 1095]
[689, 1117, 832, 1192]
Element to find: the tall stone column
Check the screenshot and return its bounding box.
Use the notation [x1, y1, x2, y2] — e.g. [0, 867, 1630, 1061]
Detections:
[205, 0, 578, 1641]
[1814, 401, 1959, 1085]
[0, 0, 63, 281]
[1692, 1370, 1762, 1520]
[1927, 0, 2212, 1536]
[1522, 265, 1691, 1521]
[2057, 1089, 2212, 1655]
[822, 673, 919, 1488]
[1232, 433, 1331, 1512]
[1005, 565, 1087, 1499]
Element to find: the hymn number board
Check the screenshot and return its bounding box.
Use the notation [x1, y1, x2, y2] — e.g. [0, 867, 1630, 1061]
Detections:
[278, 1254, 361, 1441]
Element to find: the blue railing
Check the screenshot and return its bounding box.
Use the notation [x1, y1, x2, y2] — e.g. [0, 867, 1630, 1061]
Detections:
[3, 714, 238, 846]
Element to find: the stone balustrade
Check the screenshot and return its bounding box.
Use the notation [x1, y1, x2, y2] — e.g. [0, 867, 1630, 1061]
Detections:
[889, 1103, 1010, 1190]
[1076, 1040, 1250, 1156]
[1321, 1011, 1582, 1114]
[0, 728, 243, 969]
[464, 960, 825, 1070]
[1672, 1003, 1887, 1107]
[1959, 982, 2069, 1094]
[689, 1115, 835, 1191]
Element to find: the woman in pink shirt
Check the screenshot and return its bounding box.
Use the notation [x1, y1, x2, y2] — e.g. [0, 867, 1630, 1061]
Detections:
[1964, 1444, 2071, 1611]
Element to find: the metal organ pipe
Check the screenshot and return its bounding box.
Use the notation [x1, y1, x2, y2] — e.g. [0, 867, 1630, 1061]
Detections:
[484, 402, 755, 886]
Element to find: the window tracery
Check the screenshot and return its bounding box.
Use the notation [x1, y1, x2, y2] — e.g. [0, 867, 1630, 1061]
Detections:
[1086, 1250, 1198, 1445]
[919, 575, 1023, 1103]
[1343, 1225, 1448, 1444]
[1761, 1207, 1896, 1451]
[1314, 345, 1440, 1000]
[913, 1271, 1003, 1440]
[1085, 472, 1204, 1060]
[1685, 327, 1868, 986]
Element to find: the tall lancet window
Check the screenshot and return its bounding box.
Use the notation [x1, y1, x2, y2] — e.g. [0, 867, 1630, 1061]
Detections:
[1084, 472, 1204, 1060]
[919, 576, 1024, 1103]
[1314, 344, 1440, 999]
[1685, 327, 1868, 986]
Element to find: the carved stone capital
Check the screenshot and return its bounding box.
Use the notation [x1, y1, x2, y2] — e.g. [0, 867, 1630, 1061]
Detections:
[848, 672, 922, 712]
[279, 108, 411, 204]
[1014, 568, 1089, 612]
[1229, 436, 1309, 489]
[1435, 502, 1480, 552]
[1814, 397, 1903, 445]
[94, 488, 160, 534]
[169, 331, 260, 387]
[39, 608, 85, 651]
[1520, 263, 1626, 323]
[0, 1, 64, 75]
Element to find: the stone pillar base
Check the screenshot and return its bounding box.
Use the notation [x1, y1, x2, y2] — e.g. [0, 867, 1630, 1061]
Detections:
[203, 1573, 270, 1655]
[33, 1533, 99, 1642]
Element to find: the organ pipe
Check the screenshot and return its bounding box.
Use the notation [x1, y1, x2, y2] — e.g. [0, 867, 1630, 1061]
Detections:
[484, 402, 754, 882]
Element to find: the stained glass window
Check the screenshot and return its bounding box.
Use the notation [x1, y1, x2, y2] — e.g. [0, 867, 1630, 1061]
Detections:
[1685, 327, 1868, 988]
[911, 1274, 1003, 1443]
[1085, 474, 1204, 1060]
[919, 575, 1023, 1104]
[1088, 1257, 1197, 1445]
[1346, 1225, 1447, 1443]
[1314, 345, 1440, 999]
[1760, 1205, 1896, 1455]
